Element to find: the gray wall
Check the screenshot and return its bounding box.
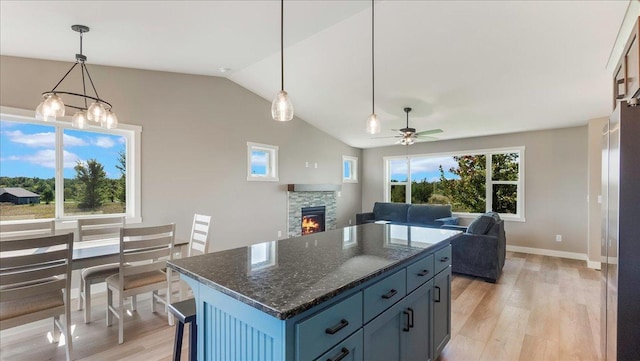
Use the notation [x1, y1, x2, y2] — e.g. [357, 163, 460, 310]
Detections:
[362, 126, 589, 254]
[0, 55, 362, 251]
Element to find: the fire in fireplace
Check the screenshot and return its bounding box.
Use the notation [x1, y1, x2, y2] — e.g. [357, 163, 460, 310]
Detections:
[301, 206, 326, 235]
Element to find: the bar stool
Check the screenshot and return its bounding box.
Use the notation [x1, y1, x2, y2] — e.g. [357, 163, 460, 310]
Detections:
[168, 299, 197, 361]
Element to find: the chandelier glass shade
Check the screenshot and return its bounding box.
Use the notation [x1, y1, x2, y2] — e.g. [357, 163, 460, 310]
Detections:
[271, 0, 294, 122]
[35, 25, 117, 129]
[366, 0, 380, 134]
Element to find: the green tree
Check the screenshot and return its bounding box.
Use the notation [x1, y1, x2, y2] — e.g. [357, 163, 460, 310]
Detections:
[411, 179, 434, 204]
[41, 186, 54, 205]
[115, 150, 126, 204]
[491, 153, 519, 213]
[439, 155, 487, 212]
[74, 159, 107, 210]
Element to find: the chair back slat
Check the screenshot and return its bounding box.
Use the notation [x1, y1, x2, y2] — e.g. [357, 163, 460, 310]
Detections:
[123, 224, 174, 238]
[118, 224, 175, 281]
[123, 247, 171, 265]
[1, 263, 67, 286]
[78, 216, 124, 243]
[122, 236, 173, 251]
[0, 249, 68, 270]
[0, 220, 55, 240]
[189, 214, 211, 257]
[1, 234, 70, 252]
[1, 278, 65, 302]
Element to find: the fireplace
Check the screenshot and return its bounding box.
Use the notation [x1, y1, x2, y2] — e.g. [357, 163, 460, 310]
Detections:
[301, 206, 326, 235]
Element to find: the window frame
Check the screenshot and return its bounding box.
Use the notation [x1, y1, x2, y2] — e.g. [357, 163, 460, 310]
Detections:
[247, 142, 279, 182]
[342, 155, 358, 183]
[0, 106, 142, 224]
[383, 146, 525, 221]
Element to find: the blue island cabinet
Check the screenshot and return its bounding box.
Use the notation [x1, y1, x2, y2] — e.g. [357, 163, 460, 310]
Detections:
[180, 245, 452, 361]
[168, 224, 459, 361]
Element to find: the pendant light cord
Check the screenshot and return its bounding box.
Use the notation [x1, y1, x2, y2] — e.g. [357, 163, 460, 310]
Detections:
[371, 0, 375, 114]
[281, 0, 285, 92]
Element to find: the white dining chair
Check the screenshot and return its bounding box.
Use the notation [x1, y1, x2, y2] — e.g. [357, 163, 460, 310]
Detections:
[0, 233, 74, 361]
[168, 214, 211, 361]
[0, 220, 55, 239]
[106, 223, 175, 344]
[77, 216, 125, 324]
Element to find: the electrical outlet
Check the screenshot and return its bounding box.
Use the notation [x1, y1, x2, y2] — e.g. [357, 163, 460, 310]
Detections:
[556, 235, 562, 242]
[349, 219, 352, 225]
[305, 162, 309, 168]
[277, 230, 282, 238]
[314, 162, 318, 168]
[337, 191, 341, 197]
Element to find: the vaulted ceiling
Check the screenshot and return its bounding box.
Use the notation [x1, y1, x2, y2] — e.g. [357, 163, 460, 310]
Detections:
[0, 1, 630, 148]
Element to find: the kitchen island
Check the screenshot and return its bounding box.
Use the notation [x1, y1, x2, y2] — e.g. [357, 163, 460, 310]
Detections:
[168, 223, 461, 361]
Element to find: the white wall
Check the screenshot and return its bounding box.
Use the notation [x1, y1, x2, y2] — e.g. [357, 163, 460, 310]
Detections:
[0, 55, 362, 251]
[362, 126, 589, 255]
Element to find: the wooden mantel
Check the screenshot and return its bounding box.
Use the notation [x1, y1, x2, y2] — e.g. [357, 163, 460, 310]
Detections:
[286, 184, 341, 192]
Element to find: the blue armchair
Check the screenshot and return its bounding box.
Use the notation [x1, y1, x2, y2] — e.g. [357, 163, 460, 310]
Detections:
[444, 212, 506, 283]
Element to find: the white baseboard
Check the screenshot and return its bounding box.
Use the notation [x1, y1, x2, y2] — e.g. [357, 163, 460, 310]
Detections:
[506, 245, 603, 270]
[506, 245, 587, 261]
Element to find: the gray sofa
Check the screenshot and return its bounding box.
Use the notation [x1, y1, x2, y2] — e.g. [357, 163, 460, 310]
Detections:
[444, 212, 506, 283]
[356, 202, 459, 228]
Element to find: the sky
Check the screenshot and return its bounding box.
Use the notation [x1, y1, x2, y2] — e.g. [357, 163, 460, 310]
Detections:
[0, 120, 125, 179]
[390, 156, 460, 182]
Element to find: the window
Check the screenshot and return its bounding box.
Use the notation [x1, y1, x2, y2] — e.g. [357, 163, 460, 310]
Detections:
[384, 147, 524, 220]
[0, 106, 141, 222]
[342, 156, 358, 183]
[247, 142, 278, 181]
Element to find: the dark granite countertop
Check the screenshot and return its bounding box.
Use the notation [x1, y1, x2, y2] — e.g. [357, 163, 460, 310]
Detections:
[167, 223, 460, 320]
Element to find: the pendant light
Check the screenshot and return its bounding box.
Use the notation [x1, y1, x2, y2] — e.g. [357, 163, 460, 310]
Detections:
[366, 0, 381, 134]
[271, 0, 294, 121]
[35, 25, 118, 129]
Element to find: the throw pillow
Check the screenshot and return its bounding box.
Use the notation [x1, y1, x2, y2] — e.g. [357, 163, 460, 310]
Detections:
[467, 215, 495, 235]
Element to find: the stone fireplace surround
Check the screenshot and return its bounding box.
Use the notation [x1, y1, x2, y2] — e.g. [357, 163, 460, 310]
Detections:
[287, 184, 340, 237]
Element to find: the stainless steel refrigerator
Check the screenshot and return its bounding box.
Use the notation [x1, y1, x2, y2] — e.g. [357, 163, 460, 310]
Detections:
[601, 100, 640, 361]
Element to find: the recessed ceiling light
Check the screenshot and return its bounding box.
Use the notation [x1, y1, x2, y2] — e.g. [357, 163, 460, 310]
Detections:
[219, 67, 232, 73]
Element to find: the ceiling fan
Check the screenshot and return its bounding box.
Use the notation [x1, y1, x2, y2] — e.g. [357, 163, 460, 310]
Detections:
[385, 107, 443, 145]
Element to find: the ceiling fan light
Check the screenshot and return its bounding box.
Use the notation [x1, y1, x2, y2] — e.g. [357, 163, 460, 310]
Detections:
[366, 113, 380, 134]
[271, 90, 294, 121]
[72, 110, 88, 129]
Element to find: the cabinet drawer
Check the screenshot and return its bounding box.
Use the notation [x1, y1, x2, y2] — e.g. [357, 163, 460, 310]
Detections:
[406, 254, 434, 293]
[363, 269, 406, 323]
[314, 329, 363, 361]
[434, 245, 451, 275]
[297, 292, 363, 361]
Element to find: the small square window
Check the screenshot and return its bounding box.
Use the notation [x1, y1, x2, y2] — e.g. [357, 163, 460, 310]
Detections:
[343, 156, 358, 183]
[247, 142, 279, 181]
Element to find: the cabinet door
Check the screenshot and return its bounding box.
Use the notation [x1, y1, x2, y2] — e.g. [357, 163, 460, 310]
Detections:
[363, 300, 407, 361]
[432, 267, 451, 360]
[403, 280, 433, 361]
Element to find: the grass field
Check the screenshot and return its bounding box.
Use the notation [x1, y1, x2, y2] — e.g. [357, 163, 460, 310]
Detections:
[0, 202, 125, 220]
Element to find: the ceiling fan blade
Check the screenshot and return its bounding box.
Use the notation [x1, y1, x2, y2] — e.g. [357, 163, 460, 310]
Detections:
[372, 135, 402, 139]
[415, 129, 443, 136]
[415, 135, 438, 141]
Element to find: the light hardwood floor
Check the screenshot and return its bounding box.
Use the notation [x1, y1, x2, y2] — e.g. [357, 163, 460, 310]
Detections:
[0, 252, 602, 361]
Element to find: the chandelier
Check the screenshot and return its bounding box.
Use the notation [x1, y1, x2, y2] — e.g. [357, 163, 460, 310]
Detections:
[35, 25, 117, 129]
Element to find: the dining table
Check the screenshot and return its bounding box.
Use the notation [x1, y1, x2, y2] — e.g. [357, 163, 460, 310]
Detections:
[72, 238, 190, 270]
